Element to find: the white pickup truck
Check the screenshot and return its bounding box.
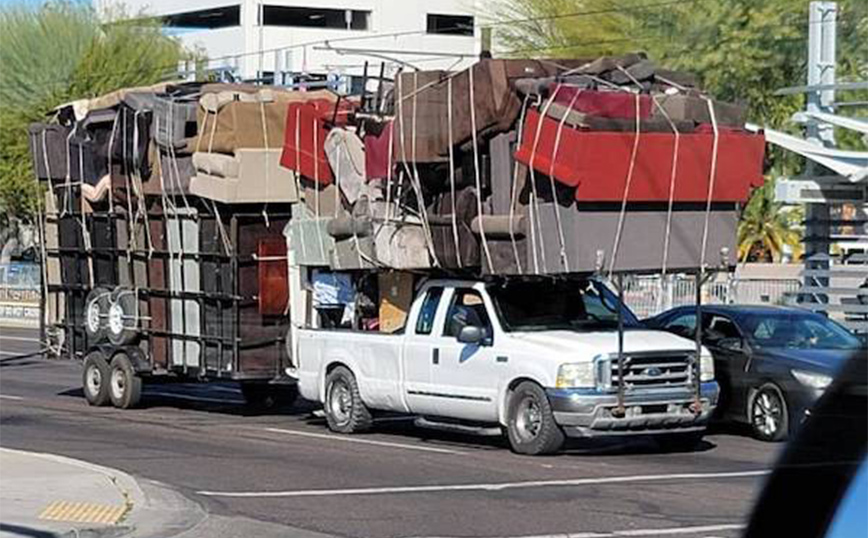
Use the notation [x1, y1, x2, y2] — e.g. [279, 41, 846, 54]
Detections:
[293, 277, 719, 455]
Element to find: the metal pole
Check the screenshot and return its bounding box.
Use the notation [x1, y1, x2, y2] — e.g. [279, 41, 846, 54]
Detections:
[804, 2, 837, 300]
[615, 273, 626, 416]
[693, 271, 703, 411]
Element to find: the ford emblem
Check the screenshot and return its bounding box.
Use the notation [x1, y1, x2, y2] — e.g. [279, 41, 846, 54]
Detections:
[644, 366, 663, 377]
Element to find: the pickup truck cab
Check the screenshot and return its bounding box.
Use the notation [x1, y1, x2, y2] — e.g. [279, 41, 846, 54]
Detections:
[294, 277, 719, 455]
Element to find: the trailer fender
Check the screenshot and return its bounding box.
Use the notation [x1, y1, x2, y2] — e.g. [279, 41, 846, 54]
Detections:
[112, 346, 152, 375]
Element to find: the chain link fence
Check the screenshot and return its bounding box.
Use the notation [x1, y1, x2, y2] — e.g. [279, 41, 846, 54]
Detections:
[617, 274, 803, 320]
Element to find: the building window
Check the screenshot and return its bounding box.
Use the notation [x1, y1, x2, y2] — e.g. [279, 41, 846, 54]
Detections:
[426, 14, 474, 36]
[262, 7, 370, 30]
[164, 6, 240, 29]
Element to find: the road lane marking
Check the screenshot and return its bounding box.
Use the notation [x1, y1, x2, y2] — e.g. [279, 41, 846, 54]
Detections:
[0, 350, 34, 357]
[147, 391, 245, 405]
[0, 336, 42, 344]
[0, 394, 24, 400]
[450, 523, 746, 538]
[262, 427, 466, 455]
[197, 469, 769, 498]
[0, 335, 42, 343]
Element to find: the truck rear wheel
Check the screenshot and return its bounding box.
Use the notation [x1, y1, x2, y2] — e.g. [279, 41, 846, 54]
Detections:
[324, 366, 372, 434]
[83, 351, 111, 406]
[506, 381, 565, 455]
[109, 352, 142, 409]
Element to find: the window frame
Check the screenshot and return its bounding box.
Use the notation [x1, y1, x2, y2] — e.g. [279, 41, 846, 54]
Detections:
[442, 288, 493, 343]
[415, 286, 444, 336]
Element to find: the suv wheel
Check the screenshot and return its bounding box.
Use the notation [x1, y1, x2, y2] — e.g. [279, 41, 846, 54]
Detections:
[750, 383, 789, 442]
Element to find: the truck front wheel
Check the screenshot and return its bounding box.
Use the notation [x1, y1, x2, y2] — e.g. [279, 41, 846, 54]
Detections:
[506, 381, 565, 455]
[324, 366, 372, 434]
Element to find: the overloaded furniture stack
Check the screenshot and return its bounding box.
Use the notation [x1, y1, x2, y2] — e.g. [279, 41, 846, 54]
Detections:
[349, 54, 765, 276]
[29, 52, 766, 362]
[29, 82, 308, 371]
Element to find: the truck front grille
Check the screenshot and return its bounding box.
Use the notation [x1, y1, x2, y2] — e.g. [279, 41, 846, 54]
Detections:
[605, 352, 694, 390]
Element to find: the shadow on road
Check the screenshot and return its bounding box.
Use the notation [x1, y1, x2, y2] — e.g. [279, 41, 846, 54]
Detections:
[0, 523, 58, 538]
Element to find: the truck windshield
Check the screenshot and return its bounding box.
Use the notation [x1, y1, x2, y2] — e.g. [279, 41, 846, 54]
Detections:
[487, 279, 640, 332]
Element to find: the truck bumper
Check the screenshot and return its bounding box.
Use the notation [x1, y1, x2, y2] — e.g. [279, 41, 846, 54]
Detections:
[547, 382, 720, 438]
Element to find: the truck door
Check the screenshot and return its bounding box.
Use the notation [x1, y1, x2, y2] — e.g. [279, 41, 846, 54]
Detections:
[401, 286, 445, 416]
[429, 287, 500, 422]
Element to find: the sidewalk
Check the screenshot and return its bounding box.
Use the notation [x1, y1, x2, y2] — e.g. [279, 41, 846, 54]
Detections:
[0, 448, 204, 538]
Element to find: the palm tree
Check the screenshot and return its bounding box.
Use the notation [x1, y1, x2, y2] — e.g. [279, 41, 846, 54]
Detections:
[737, 180, 802, 262]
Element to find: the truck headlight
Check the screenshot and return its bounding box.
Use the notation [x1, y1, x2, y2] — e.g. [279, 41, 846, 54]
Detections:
[792, 370, 831, 392]
[700, 352, 715, 382]
[556, 363, 595, 388]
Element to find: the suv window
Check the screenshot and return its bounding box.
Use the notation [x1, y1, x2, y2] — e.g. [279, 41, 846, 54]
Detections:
[443, 289, 492, 339]
[415, 287, 443, 335]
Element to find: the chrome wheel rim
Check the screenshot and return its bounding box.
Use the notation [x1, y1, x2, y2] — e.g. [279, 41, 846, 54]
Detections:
[515, 396, 542, 442]
[108, 303, 124, 336]
[327, 380, 352, 426]
[86, 301, 101, 334]
[86, 363, 102, 396]
[752, 390, 782, 437]
[110, 367, 126, 401]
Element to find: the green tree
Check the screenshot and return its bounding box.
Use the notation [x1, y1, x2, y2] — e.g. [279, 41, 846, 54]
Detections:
[0, 1, 191, 223]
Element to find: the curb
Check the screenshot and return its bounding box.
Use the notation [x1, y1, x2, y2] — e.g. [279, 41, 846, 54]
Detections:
[0, 448, 205, 538]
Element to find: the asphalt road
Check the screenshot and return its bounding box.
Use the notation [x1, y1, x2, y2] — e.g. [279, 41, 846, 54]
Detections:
[0, 327, 782, 538]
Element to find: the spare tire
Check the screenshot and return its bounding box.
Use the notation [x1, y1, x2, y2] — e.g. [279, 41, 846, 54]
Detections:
[84, 287, 112, 345]
[107, 287, 139, 346]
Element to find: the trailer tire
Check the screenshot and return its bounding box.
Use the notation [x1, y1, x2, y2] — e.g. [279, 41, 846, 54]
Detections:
[324, 366, 372, 434]
[84, 287, 112, 344]
[506, 381, 565, 456]
[241, 382, 298, 410]
[107, 288, 138, 346]
[109, 352, 142, 409]
[82, 351, 111, 407]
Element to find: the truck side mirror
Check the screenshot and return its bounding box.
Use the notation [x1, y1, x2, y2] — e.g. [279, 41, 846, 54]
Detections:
[457, 325, 483, 345]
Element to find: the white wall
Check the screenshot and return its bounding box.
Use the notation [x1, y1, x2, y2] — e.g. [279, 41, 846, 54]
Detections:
[102, 0, 481, 78]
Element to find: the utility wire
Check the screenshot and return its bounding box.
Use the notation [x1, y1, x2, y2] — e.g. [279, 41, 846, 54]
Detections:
[0, 0, 707, 93]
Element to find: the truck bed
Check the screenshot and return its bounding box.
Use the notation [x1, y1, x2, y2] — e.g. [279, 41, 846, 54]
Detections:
[296, 328, 408, 412]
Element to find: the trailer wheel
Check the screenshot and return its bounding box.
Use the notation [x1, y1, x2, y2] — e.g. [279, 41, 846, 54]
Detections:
[107, 288, 138, 346]
[84, 287, 112, 344]
[241, 382, 298, 410]
[82, 351, 111, 406]
[324, 366, 372, 433]
[506, 381, 565, 455]
[109, 352, 142, 409]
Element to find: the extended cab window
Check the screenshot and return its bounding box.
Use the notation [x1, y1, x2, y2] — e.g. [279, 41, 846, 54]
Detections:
[443, 289, 492, 338]
[415, 287, 443, 335]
